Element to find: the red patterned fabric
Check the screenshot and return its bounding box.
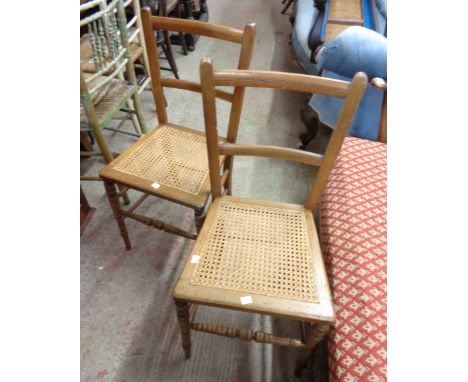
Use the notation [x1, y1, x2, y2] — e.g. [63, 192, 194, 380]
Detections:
[320, 137, 387, 382]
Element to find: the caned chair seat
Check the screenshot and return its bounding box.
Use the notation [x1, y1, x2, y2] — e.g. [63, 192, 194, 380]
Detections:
[173, 195, 335, 322]
[100, 123, 226, 209]
[80, 35, 144, 73]
[80, 73, 136, 126]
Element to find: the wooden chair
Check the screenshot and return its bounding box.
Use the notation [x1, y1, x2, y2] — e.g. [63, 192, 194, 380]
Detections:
[80, 0, 148, 186]
[99, 11, 256, 248]
[172, 59, 367, 376]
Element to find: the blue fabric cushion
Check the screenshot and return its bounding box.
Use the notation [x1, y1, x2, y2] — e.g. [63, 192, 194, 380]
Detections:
[317, 26, 387, 80]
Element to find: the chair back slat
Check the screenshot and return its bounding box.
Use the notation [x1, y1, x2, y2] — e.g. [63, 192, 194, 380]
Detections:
[200, 58, 368, 209]
[140, 8, 256, 135]
[218, 144, 323, 166]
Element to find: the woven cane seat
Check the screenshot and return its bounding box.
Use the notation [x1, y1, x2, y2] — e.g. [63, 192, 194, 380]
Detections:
[80, 73, 136, 125]
[100, 124, 225, 209]
[174, 196, 336, 322]
[80, 35, 144, 74]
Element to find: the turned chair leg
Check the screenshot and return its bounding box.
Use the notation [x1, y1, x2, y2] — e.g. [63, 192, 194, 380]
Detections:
[162, 31, 180, 79]
[295, 323, 329, 377]
[174, 300, 191, 359]
[103, 179, 132, 250]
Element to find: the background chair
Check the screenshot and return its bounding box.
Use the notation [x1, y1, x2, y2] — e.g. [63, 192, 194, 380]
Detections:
[80, 0, 148, 188]
[140, 0, 188, 79]
[99, 11, 256, 249]
[172, 60, 367, 377]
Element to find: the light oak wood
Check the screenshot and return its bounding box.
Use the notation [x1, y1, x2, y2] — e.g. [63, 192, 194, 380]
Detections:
[214, 70, 351, 98]
[100, 123, 225, 209]
[149, 15, 245, 43]
[100, 13, 256, 248]
[160, 78, 233, 102]
[191, 322, 306, 348]
[378, 91, 387, 143]
[173, 196, 336, 323]
[172, 60, 367, 372]
[199, 59, 368, 206]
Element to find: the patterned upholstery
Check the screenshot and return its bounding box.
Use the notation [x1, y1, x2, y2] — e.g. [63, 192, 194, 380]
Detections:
[320, 137, 387, 382]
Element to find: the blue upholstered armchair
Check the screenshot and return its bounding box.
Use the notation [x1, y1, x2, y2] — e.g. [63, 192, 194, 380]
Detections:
[290, 0, 387, 144]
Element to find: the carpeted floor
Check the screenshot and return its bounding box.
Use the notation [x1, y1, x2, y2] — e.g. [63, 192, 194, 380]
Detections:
[81, 0, 329, 381]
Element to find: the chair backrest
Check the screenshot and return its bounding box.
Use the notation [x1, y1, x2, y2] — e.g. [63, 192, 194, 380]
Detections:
[80, 0, 138, 98]
[199, 58, 368, 211]
[141, 9, 256, 143]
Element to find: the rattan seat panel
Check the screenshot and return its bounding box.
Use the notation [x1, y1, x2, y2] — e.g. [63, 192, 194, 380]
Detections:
[190, 200, 319, 303]
[112, 125, 210, 195]
[80, 73, 135, 124]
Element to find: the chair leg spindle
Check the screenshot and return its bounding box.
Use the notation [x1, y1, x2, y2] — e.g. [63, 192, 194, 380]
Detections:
[103, 180, 132, 250]
[194, 207, 205, 233]
[174, 300, 192, 359]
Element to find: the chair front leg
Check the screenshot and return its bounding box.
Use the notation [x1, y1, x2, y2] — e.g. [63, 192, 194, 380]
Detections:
[174, 299, 192, 359]
[103, 179, 132, 250]
[294, 323, 329, 377]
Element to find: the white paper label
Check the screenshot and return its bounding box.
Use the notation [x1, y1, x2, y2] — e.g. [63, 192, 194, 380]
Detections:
[240, 296, 253, 305]
[151, 182, 161, 189]
[190, 255, 200, 264]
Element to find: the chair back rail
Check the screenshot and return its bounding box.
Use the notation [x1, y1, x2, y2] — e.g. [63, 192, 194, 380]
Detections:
[200, 58, 368, 210]
[140, 8, 256, 138]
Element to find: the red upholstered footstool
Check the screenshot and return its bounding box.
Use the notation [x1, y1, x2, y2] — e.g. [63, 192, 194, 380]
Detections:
[319, 137, 387, 381]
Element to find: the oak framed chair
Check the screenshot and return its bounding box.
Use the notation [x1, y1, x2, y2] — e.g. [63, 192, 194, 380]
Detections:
[80, 0, 148, 186]
[99, 10, 256, 248]
[172, 59, 367, 376]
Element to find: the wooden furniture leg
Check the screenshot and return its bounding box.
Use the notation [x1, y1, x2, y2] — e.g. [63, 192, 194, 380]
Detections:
[174, 300, 192, 359]
[294, 323, 329, 377]
[103, 179, 131, 250]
